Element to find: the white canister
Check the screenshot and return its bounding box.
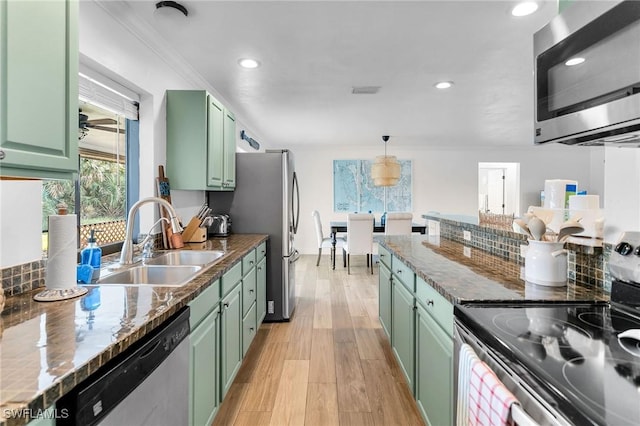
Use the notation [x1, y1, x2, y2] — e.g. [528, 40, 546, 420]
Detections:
[525, 240, 568, 287]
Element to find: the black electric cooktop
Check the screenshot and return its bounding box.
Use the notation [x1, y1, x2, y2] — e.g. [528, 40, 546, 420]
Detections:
[455, 300, 640, 426]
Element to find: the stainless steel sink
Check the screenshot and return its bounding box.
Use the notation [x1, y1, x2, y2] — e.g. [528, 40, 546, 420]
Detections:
[98, 265, 203, 287]
[145, 250, 226, 266]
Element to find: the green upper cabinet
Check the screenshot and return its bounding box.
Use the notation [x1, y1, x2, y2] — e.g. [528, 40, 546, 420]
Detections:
[166, 90, 236, 191]
[207, 96, 224, 188]
[0, 0, 78, 179]
[222, 108, 236, 189]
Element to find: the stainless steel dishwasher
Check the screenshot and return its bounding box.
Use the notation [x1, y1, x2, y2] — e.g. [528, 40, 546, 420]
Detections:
[58, 307, 190, 426]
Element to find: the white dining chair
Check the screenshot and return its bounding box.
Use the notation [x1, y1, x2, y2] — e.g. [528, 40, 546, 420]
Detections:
[343, 213, 374, 274]
[385, 212, 413, 235]
[312, 210, 345, 267]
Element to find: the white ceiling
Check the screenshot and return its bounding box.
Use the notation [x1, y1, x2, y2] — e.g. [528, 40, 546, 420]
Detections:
[119, 0, 558, 148]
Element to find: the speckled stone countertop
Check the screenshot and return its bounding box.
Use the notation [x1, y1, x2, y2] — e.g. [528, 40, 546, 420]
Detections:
[379, 235, 609, 304]
[0, 234, 267, 426]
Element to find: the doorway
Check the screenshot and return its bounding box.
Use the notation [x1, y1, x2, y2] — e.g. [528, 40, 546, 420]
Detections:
[478, 162, 520, 216]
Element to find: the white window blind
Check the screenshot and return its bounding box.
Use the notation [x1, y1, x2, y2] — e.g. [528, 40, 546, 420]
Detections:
[79, 64, 139, 120]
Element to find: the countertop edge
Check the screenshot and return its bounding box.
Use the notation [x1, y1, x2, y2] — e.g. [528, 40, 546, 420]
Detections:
[0, 234, 268, 426]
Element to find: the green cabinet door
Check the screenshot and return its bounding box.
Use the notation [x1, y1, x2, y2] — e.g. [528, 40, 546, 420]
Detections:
[379, 262, 392, 339]
[190, 305, 220, 426]
[391, 279, 415, 393]
[256, 256, 267, 324]
[207, 96, 224, 188]
[166, 90, 234, 190]
[222, 108, 236, 190]
[415, 304, 453, 426]
[0, 0, 78, 179]
[221, 283, 242, 397]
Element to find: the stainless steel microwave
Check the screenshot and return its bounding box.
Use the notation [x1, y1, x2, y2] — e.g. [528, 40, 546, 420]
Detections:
[534, 0, 640, 146]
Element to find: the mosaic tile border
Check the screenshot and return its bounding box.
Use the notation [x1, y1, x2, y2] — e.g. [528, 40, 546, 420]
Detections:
[1, 261, 46, 297]
[424, 214, 610, 290]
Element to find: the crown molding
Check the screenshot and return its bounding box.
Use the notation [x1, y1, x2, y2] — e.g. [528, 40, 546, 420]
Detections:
[92, 1, 226, 102]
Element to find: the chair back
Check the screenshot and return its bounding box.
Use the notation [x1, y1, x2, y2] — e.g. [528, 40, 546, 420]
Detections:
[347, 213, 374, 254]
[385, 212, 413, 235]
[312, 210, 324, 247]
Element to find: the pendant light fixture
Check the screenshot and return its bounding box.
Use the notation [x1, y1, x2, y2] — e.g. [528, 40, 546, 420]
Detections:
[371, 135, 401, 186]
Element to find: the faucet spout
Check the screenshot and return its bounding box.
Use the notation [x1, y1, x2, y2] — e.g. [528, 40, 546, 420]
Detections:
[119, 197, 183, 265]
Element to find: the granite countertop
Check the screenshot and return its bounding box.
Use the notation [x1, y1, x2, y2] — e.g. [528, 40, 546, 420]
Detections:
[0, 234, 267, 426]
[379, 235, 609, 304]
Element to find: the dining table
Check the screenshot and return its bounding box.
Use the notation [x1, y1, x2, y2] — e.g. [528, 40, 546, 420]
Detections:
[329, 221, 427, 270]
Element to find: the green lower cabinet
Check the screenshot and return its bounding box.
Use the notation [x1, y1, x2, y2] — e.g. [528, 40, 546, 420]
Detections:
[379, 262, 392, 339]
[256, 256, 267, 324]
[221, 283, 242, 398]
[25, 406, 56, 426]
[415, 303, 454, 426]
[391, 279, 415, 393]
[190, 305, 221, 426]
[242, 301, 257, 356]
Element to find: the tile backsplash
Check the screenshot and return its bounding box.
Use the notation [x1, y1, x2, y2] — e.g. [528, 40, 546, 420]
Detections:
[424, 214, 611, 291]
[1, 260, 46, 297]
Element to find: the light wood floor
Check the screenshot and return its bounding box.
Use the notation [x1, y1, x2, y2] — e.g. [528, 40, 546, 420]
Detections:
[212, 254, 425, 426]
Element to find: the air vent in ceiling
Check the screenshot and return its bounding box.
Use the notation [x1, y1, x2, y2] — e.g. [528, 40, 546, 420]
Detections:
[351, 86, 381, 95]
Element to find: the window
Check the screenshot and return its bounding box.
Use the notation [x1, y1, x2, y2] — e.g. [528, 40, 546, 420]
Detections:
[42, 69, 139, 251]
[333, 159, 412, 213]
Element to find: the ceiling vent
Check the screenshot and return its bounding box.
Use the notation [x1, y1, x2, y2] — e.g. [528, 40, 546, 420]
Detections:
[352, 86, 381, 95]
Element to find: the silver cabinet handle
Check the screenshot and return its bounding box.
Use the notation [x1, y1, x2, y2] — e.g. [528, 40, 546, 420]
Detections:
[250, 260, 254, 265]
[396, 270, 402, 274]
[426, 300, 434, 306]
[0, 150, 4, 160]
[249, 289, 254, 294]
[223, 302, 229, 309]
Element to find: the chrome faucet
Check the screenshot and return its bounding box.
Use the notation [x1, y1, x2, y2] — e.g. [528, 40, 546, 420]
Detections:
[120, 197, 183, 265]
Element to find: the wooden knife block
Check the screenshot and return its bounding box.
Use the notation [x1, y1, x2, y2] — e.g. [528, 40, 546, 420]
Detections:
[184, 227, 207, 243]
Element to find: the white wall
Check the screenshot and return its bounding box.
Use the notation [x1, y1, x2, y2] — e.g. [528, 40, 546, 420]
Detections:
[603, 147, 640, 242]
[293, 143, 597, 255]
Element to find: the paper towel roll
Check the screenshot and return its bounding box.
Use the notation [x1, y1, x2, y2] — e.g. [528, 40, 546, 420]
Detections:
[544, 180, 578, 209]
[45, 214, 77, 290]
[569, 194, 600, 210]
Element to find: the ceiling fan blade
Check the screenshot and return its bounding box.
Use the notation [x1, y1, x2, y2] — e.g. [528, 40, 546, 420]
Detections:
[87, 118, 118, 125]
[91, 125, 125, 134]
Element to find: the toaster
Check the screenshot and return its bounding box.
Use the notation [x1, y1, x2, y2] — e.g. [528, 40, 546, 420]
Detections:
[209, 214, 231, 237]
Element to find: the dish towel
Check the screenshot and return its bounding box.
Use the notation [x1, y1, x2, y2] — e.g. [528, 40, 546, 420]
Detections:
[458, 343, 519, 426]
[457, 343, 480, 426]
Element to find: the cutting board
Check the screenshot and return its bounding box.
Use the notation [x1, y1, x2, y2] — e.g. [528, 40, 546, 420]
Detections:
[156, 165, 172, 249]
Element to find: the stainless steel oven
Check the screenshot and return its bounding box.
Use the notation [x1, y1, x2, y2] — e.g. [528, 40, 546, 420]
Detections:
[534, 0, 640, 146]
[454, 232, 640, 425]
[454, 315, 572, 426]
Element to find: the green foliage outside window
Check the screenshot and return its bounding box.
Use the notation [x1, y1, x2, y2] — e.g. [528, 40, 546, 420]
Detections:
[42, 157, 125, 230]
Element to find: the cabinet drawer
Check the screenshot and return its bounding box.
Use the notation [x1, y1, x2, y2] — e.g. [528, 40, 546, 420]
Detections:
[242, 269, 257, 317]
[379, 245, 391, 268]
[416, 276, 453, 337]
[242, 249, 257, 276]
[189, 279, 220, 330]
[392, 255, 415, 292]
[242, 301, 257, 356]
[222, 262, 242, 297]
[257, 241, 267, 260]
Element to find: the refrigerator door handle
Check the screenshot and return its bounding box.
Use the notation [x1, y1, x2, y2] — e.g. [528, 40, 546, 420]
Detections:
[292, 171, 300, 235]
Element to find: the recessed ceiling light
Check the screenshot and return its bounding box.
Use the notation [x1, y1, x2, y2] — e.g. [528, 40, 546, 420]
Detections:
[511, 1, 539, 17]
[565, 57, 585, 66]
[435, 81, 454, 90]
[238, 58, 260, 69]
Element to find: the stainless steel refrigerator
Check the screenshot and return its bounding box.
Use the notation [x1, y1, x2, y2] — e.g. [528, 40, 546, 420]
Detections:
[207, 150, 300, 321]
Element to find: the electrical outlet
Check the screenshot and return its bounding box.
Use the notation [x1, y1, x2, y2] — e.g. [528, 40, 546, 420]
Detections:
[463, 230, 471, 241]
[463, 246, 471, 258]
[267, 300, 274, 314]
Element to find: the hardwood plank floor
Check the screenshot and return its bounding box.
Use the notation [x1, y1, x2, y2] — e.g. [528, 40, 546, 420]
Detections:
[213, 254, 425, 426]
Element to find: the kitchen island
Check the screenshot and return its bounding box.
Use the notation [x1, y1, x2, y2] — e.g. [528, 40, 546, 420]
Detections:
[377, 234, 608, 426]
[0, 234, 267, 426]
